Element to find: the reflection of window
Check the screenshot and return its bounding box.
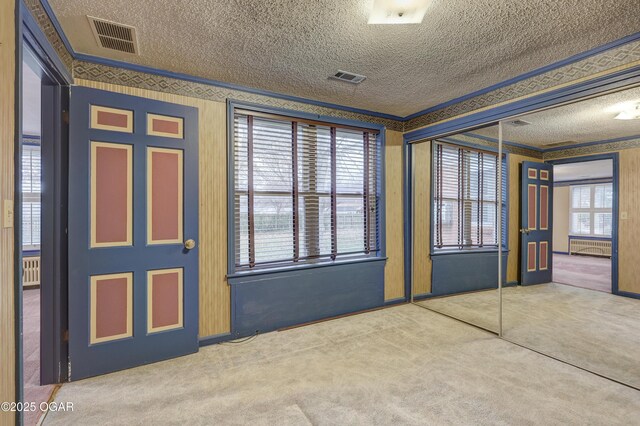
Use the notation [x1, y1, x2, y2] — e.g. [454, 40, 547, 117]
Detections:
[233, 110, 380, 270]
[22, 144, 41, 251]
[570, 183, 612, 237]
[433, 141, 506, 250]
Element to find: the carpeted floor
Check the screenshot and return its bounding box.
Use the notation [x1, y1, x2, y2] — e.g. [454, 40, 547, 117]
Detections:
[553, 254, 611, 293]
[418, 283, 640, 389]
[417, 289, 502, 333]
[23, 288, 56, 426]
[44, 304, 640, 425]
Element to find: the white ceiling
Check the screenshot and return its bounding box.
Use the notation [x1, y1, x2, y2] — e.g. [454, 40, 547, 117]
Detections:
[48, 0, 640, 116]
[474, 85, 640, 147]
[554, 160, 612, 182]
[22, 63, 41, 136]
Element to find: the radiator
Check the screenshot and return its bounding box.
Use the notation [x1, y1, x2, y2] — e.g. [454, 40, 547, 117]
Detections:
[22, 256, 41, 287]
[569, 239, 612, 257]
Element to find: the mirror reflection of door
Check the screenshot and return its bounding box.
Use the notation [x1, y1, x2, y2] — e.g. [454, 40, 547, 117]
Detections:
[519, 161, 553, 285]
[500, 84, 640, 390]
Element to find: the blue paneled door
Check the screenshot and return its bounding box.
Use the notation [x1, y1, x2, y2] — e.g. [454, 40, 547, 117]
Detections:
[520, 161, 553, 285]
[68, 87, 199, 380]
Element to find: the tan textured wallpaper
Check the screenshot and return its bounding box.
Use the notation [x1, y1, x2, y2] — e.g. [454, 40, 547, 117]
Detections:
[1, 0, 16, 423]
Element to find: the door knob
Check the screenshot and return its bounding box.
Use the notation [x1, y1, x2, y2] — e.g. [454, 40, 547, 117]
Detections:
[184, 239, 196, 250]
[520, 228, 530, 235]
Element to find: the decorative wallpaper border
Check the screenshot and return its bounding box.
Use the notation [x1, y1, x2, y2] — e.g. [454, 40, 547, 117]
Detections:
[543, 137, 640, 160]
[404, 39, 640, 131]
[440, 133, 543, 159]
[72, 61, 405, 131]
[26, 0, 404, 130]
[438, 134, 640, 160]
[23, 0, 73, 71]
[25, 0, 640, 142]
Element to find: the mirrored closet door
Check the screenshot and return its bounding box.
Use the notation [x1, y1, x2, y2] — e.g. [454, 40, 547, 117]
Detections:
[410, 124, 505, 333]
[500, 84, 640, 389]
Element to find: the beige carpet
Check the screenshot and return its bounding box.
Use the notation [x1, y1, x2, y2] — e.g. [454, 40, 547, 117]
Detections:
[44, 304, 639, 425]
[553, 254, 611, 293]
[418, 283, 640, 389]
[417, 289, 501, 333]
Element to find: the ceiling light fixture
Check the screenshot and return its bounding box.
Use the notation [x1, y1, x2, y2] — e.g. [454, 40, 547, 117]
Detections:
[614, 103, 640, 120]
[331, 70, 366, 84]
[368, 0, 431, 25]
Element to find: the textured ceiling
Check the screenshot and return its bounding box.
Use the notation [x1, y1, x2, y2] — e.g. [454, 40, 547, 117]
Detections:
[554, 160, 612, 182]
[476, 85, 640, 146]
[48, 0, 640, 116]
[22, 63, 41, 136]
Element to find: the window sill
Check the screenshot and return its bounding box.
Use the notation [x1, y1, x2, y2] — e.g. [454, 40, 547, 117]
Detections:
[430, 247, 509, 257]
[568, 235, 612, 239]
[227, 255, 387, 281]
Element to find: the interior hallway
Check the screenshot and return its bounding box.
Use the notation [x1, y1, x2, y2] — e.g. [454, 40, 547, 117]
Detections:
[418, 284, 640, 388]
[553, 254, 611, 293]
[44, 304, 640, 425]
[23, 289, 55, 426]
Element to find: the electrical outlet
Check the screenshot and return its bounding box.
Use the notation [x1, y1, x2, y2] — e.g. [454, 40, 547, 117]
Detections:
[3, 199, 13, 228]
[621, 211, 629, 220]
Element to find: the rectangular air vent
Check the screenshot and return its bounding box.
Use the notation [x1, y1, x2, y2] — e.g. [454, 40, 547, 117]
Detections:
[507, 119, 531, 127]
[88, 16, 139, 54]
[331, 70, 366, 84]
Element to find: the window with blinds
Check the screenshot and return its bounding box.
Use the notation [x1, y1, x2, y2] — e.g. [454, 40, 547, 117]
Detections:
[22, 144, 41, 250]
[433, 141, 506, 250]
[233, 110, 380, 270]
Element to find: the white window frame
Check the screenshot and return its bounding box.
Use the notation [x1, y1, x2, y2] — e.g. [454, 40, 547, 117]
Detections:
[569, 183, 612, 237]
[22, 143, 41, 251]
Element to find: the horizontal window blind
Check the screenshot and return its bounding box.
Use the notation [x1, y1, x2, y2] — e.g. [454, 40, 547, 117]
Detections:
[22, 145, 41, 194]
[433, 141, 506, 249]
[22, 145, 41, 250]
[22, 202, 41, 249]
[234, 110, 380, 269]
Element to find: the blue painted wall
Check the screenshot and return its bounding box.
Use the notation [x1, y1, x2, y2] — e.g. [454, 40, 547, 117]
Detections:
[426, 252, 509, 297]
[229, 260, 385, 337]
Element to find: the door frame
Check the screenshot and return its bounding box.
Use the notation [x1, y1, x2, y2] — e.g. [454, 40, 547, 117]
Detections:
[15, 2, 72, 418]
[546, 153, 620, 295]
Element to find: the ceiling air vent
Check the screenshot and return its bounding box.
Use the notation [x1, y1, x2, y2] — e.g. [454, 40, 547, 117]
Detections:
[88, 16, 139, 54]
[331, 70, 366, 84]
[507, 119, 531, 127]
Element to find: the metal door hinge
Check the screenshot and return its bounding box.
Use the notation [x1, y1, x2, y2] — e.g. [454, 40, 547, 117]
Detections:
[63, 329, 69, 342]
[68, 359, 71, 381]
[62, 110, 69, 124]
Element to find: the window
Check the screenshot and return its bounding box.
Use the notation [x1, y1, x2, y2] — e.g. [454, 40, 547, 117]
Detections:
[433, 141, 506, 250]
[570, 183, 612, 237]
[22, 144, 41, 251]
[233, 109, 380, 270]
